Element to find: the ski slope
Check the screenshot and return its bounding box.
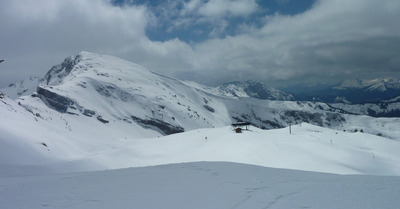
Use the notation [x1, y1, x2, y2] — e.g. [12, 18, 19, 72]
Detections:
[54, 123, 400, 175]
[2, 119, 400, 176]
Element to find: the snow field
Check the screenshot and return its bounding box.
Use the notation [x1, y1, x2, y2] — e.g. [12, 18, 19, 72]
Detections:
[1, 162, 400, 209]
[42, 123, 400, 176]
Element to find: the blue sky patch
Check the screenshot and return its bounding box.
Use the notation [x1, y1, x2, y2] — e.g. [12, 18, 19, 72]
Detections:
[112, 0, 316, 43]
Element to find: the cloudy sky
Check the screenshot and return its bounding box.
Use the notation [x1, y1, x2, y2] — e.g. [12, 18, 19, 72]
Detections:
[1, 0, 400, 88]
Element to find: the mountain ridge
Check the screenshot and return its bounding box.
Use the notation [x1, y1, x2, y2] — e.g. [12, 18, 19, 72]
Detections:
[3, 53, 400, 105]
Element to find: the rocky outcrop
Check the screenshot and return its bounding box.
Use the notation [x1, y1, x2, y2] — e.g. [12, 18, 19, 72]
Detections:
[130, 115, 184, 135]
[44, 54, 82, 85]
[37, 86, 75, 113]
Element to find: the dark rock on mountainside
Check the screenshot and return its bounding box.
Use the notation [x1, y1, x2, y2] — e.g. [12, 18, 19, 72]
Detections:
[97, 116, 109, 123]
[44, 54, 82, 85]
[37, 86, 75, 113]
[130, 115, 184, 135]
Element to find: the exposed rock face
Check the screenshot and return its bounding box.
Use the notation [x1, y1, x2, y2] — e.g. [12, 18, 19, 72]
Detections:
[97, 116, 109, 123]
[36, 86, 75, 113]
[83, 109, 96, 117]
[130, 116, 184, 135]
[44, 54, 82, 85]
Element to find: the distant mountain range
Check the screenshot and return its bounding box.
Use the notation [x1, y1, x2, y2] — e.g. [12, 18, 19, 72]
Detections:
[286, 78, 400, 104]
[195, 77, 400, 105]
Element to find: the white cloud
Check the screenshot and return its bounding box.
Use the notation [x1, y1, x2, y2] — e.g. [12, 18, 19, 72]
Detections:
[0, 0, 149, 85]
[180, 0, 259, 18]
[1, 0, 400, 88]
[198, 0, 259, 17]
[158, 0, 259, 38]
[182, 0, 400, 85]
[181, 0, 203, 15]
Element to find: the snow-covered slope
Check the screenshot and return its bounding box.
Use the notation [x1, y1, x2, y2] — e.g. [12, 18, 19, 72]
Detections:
[54, 124, 400, 175]
[2, 162, 400, 209]
[328, 102, 400, 117]
[1, 123, 400, 208]
[2, 103, 400, 176]
[1, 75, 43, 99]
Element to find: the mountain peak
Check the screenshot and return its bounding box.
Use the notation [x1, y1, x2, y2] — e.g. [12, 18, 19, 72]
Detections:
[43, 53, 83, 86]
[43, 51, 150, 87]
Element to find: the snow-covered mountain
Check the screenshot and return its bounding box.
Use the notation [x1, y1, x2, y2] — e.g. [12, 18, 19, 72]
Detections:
[332, 78, 400, 103]
[334, 78, 400, 91]
[24, 51, 230, 135]
[0, 53, 327, 133]
[291, 78, 400, 104]
[216, 80, 295, 101]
